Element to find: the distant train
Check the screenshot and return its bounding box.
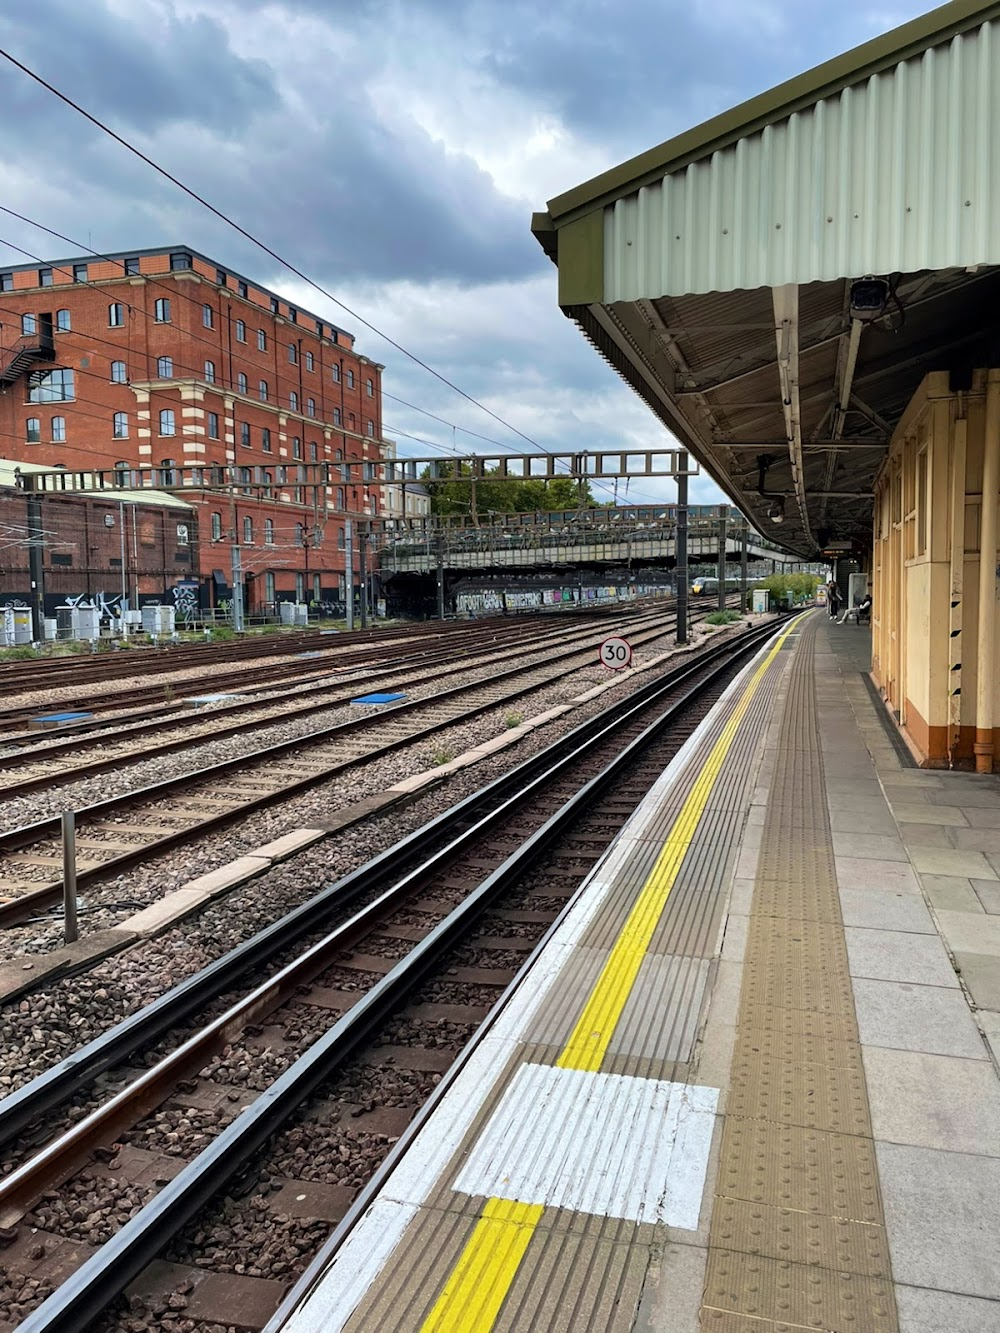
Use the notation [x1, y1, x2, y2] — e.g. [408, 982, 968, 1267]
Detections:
[690, 576, 742, 595]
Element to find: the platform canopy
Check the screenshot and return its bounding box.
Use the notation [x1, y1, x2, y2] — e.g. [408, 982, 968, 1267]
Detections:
[533, 0, 1000, 556]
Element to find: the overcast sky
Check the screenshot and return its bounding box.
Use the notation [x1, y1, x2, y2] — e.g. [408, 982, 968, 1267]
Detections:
[0, 0, 924, 507]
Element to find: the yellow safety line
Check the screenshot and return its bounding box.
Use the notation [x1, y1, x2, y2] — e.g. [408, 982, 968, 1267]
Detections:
[420, 1198, 544, 1332]
[417, 617, 802, 1333]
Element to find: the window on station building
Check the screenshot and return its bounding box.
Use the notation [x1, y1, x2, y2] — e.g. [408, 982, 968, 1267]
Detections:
[38, 267, 53, 287]
[288, 342, 298, 364]
[257, 328, 267, 352]
[169, 252, 192, 271]
[238, 280, 248, 299]
[25, 417, 40, 442]
[211, 511, 222, 540]
[292, 437, 302, 460]
[307, 398, 315, 417]
[29, 368, 75, 402]
[259, 379, 269, 402]
[241, 421, 251, 448]
[111, 360, 127, 383]
[56, 309, 71, 331]
[289, 391, 299, 412]
[113, 411, 129, 439]
[309, 440, 318, 462]
[22, 313, 37, 335]
[236, 319, 246, 342]
[289, 307, 298, 324]
[114, 461, 130, 487]
[154, 297, 171, 322]
[202, 303, 214, 329]
[1, 273, 13, 292]
[207, 411, 220, 439]
[265, 571, 276, 601]
[305, 351, 314, 372]
[366, 377, 373, 397]
[237, 372, 248, 394]
[295, 522, 305, 546]
[332, 363, 340, 383]
[264, 518, 274, 545]
[157, 356, 173, 379]
[346, 369, 355, 389]
[243, 515, 254, 543]
[123, 256, 140, 276]
[262, 426, 272, 452]
[333, 407, 341, 426]
[51, 416, 66, 442]
[73, 263, 88, 283]
[337, 526, 345, 550]
[159, 408, 176, 436]
[270, 297, 279, 314]
[108, 303, 124, 327]
[366, 420, 375, 437]
[204, 359, 216, 384]
[216, 268, 227, 287]
[315, 318, 323, 336]
[160, 458, 178, 485]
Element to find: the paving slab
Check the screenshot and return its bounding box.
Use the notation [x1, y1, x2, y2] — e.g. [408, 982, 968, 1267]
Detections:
[891, 802, 969, 826]
[909, 847, 999, 880]
[921, 875, 985, 914]
[862, 1047, 1000, 1154]
[828, 808, 901, 835]
[972, 880, 1000, 913]
[844, 927, 959, 988]
[838, 888, 935, 933]
[935, 911, 1000, 958]
[853, 978, 987, 1058]
[953, 953, 1000, 1010]
[876, 1143, 1000, 1299]
[980, 1012, 1000, 1065]
[835, 857, 920, 894]
[894, 1285, 1000, 1333]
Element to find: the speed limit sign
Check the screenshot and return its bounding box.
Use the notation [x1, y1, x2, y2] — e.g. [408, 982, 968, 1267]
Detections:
[599, 636, 632, 670]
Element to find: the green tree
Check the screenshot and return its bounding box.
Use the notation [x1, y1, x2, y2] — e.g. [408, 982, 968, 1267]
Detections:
[424, 465, 595, 518]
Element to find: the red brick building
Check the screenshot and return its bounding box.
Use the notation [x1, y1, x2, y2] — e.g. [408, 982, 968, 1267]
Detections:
[0, 246, 384, 610]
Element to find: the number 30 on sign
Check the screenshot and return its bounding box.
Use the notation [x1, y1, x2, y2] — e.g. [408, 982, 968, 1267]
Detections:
[599, 636, 632, 670]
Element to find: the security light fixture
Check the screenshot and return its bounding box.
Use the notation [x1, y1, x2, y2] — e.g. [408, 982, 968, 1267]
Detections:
[849, 277, 890, 322]
[767, 498, 786, 525]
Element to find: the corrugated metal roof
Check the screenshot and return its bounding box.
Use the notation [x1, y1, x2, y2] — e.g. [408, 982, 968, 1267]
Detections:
[606, 19, 1000, 299]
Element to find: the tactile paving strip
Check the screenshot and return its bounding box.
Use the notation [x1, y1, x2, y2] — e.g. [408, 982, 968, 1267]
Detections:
[701, 619, 900, 1332]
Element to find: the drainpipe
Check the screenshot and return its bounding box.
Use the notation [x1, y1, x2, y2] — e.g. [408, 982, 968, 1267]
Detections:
[975, 370, 1000, 772]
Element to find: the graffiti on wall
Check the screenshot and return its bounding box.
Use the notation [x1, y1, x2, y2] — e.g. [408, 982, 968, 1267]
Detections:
[171, 581, 200, 622]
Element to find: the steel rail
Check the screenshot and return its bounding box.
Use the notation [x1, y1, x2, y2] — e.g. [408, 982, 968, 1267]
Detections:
[7, 617, 783, 1333]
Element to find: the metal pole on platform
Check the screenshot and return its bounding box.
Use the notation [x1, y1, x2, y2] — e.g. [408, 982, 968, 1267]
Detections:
[61, 811, 78, 945]
[436, 530, 446, 620]
[26, 479, 45, 643]
[359, 522, 370, 629]
[717, 505, 728, 611]
[345, 520, 355, 631]
[230, 544, 245, 633]
[740, 524, 749, 612]
[676, 452, 689, 644]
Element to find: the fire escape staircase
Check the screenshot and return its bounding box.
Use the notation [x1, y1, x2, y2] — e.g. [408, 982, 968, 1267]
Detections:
[0, 332, 55, 387]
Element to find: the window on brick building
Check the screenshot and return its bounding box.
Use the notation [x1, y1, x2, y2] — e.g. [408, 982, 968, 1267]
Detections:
[202, 303, 214, 328]
[288, 342, 298, 364]
[236, 319, 246, 342]
[237, 372, 248, 394]
[257, 329, 266, 352]
[259, 379, 268, 402]
[207, 411, 219, 439]
[292, 437, 302, 460]
[39, 267, 53, 287]
[29, 368, 74, 402]
[264, 519, 274, 545]
[307, 398, 315, 417]
[337, 487, 345, 509]
[159, 409, 175, 436]
[309, 441, 318, 462]
[239, 466, 252, 491]
[160, 458, 178, 485]
[243, 516, 254, 543]
[241, 422, 251, 447]
[176, 523, 189, 547]
[157, 356, 173, 378]
[289, 307, 298, 324]
[305, 351, 314, 372]
[295, 523, 305, 546]
[113, 412, 129, 439]
[123, 257, 140, 276]
[22, 313, 36, 335]
[211, 512, 222, 540]
[315, 318, 323, 336]
[333, 407, 341, 426]
[56, 309, 71, 332]
[73, 264, 88, 282]
[276, 465, 287, 484]
[1, 273, 13, 292]
[111, 360, 127, 383]
[366, 420, 375, 437]
[216, 269, 227, 287]
[238, 280, 248, 298]
[26, 417, 40, 442]
[170, 252, 192, 271]
[115, 461, 130, 487]
[289, 391, 299, 411]
[332, 363, 340, 383]
[265, 571, 275, 601]
[204, 360, 216, 384]
[51, 416, 66, 442]
[347, 369, 355, 389]
[109, 303, 124, 327]
[270, 297, 279, 314]
[337, 526, 345, 550]
[262, 426, 272, 452]
[366, 378, 373, 397]
[154, 298, 170, 322]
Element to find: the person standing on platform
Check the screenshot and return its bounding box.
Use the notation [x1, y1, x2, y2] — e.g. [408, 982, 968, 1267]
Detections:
[827, 580, 841, 619]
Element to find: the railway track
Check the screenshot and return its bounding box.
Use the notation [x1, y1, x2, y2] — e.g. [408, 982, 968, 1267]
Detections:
[0, 608, 673, 790]
[0, 608, 696, 926]
[0, 611, 614, 731]
[0, 616, 781, 1332]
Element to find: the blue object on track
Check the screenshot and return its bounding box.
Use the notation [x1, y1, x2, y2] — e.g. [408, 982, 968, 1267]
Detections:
[30, 711, 92, 726]
[350, 692, 407, 705]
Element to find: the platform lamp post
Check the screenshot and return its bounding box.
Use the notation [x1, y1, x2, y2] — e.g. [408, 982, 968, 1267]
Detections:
[676, 451, 689, 644]
[717, 504, 728, 612]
